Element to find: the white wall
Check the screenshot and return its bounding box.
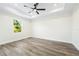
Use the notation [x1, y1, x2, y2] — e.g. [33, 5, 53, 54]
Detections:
[72, 8, 79, 50]
[0, 8, 78, 49]
[32, 15, 72, 43]
[0, 14, 31, 45]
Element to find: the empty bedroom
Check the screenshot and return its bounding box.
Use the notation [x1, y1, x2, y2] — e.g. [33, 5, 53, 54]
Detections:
[0, 3, 79, 56]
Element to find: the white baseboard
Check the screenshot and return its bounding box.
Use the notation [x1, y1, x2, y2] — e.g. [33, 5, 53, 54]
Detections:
[0, 36, 31, 45]
[32, 37, 72, 44]
[72, 43, 79, 51]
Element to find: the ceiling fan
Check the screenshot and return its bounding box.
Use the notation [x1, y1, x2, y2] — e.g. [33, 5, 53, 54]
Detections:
[24, 3, 46, 14]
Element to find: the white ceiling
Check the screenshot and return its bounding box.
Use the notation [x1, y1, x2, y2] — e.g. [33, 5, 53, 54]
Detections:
[0, 3, 79, 19]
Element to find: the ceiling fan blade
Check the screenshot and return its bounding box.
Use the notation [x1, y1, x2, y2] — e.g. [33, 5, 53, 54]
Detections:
[24, 5, 33, 9]
[37, 9, 46, 10]
[36, 11, 39, 14]
[34, 3, 39, 6]
[28, 9, 34, 13]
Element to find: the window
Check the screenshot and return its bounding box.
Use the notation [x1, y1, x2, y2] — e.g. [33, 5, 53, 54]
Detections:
[13, 19, 21, 32]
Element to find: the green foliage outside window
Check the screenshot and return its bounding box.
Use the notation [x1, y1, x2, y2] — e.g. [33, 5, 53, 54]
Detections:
[13, 19, 21, 32]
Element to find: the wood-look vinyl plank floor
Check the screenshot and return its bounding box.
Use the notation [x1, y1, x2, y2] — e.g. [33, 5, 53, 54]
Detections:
[0, 37, 79, 56]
